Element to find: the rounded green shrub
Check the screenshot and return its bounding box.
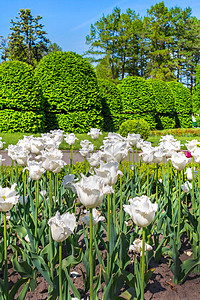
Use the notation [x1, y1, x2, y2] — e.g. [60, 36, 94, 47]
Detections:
[0, 109, 45, 133]
[35, 51, 102, 113]
[168, 81, 193, 128]
[118, 118, 150, 140]
[98, 79, 123, 131]
[118, 76, 156, 129]
[0, 61, 43, 111]
[35, 51, 103, 132]
[149, 79, 175, 130]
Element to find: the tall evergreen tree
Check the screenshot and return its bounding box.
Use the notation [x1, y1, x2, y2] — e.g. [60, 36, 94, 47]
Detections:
[8, 9, 50, 66]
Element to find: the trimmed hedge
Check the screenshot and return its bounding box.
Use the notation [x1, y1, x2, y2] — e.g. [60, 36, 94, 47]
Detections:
[0, 110, 45, 133]
[35, 51, 102, 113]
[118, 76, 156, 129]
[0, 61, 43, 111]
[149, 79, 175, 129]
[98, 79, 123, 131]
[35, 51, 103, 132]
[168, 81, 193, 128]
[45, 110, 103, 133]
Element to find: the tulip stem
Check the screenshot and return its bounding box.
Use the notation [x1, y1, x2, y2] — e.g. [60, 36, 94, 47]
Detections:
[35, 180, 39, 246]
[156, 163, 158, 202]
[4, 212, 8, 298]
[192, 157, 195, 215]
[89, 208, 93, 300]
[23, 170, 26, 220]
[120, 174, 123, 228]
[107, 193, 110, 274]
[11, 159, 14, 184]
[70, 145, 73, 172]
[59, 242, 63, 300]
[49, 172, 53, 280]
[141, 227, 146, 300]
[113, 184, 116, 227]
[147, 164, 149, 197]
[177, 171, 181, 245]
[132, 148, 135, 165]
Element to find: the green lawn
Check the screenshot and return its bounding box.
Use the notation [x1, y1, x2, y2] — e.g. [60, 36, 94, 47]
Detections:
[1, 131, 200, 150]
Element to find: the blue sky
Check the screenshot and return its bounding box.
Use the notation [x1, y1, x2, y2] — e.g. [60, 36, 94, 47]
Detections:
[0, 0, 199, 55]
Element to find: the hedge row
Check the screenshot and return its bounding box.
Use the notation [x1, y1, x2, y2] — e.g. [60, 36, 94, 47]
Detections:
[0, 52, 196, 133]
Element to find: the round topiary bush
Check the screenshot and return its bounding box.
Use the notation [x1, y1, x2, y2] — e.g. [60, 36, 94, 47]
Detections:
[0, 61, 43, 111]
[119, 118, 150, 140]
[118, 76, 156, 129]
[98, 79, 123, 131]
[35, 51, 103, 132]
[148, 79, 175, 130]
[0, 61, 45, 132]
[168, 81, 193, 128]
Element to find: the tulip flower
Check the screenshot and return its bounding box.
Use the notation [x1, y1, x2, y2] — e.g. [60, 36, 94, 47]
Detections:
[87, 151, 102, 168]
[64, 133, 78, 146]
[50, 129, 64, 145]
[48, 211, 76, 243]
[29, 137, 44, 155]
[181, 181, 192, 193]
[185, 139, 199, 153]
[0, 137, 5, 150]
[62, 174, 77, 193]
[74, 174, 113, 209]
[94, 161, 123, 186]
[123, 195, 158, 228]
[0, 183, 19, 212]
[185, 151, 192, 158]
[168, 152, 189, 171]
[185, 167, 198, 181]
[126, 133, 141, 147]
[101, 140, 130, 163]
[24, 160, 46, 181]
[87, 128, 102, 140]
[82, 208, 105, 226]
[129, 239, 152, 255]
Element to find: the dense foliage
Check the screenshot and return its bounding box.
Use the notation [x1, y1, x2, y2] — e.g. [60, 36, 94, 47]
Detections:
[35, 51, 103, 132]
[149, 79, 175, 129]
[98, 79, 123, 131]
[0, 61, 43, 110]
[119, 118, 150, 140]
[118, 76, 156, 129]
[168, 81, 193, 128]
[0, 61, 45, 132]
[0, 109, 45, 132]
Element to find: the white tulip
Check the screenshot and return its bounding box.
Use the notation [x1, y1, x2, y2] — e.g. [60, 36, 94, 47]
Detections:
[129, 238, 153, 255]
[74, 174, 113, 208]
[101, 140, 130, 163]
[126, 133, 141, 147]
[94, 161, 123, 186]
[79, 140, 94, 157]
[48, 211, 76, 243]
[87, 151, 102, 168]
[50, 129, 64, 144]
[0, 183, 19, 211]
[168, 152, 189, 171]
[41, 149, 66, 173]
[105, 132, 125, 142]
[62, 174, 77, 193]
[30, 137, 44, 155]
[152, 147, 164, 164]
[191, 147, 200, 164]
[123, 195, 158, 227]
[185, 139, 199, 153]
[0, 137, 5, 150]
[181, 181, 192, 193]
[0, 154, 5, 166]
[82, 208, 105, 226]
[87, 128, 102, 140]
[64, 133, 78, 146]
[139, 146, 154, 163]
[159, 135, 176, 143]
[25, 160, 45, 180]
[185, 167, 198, 181]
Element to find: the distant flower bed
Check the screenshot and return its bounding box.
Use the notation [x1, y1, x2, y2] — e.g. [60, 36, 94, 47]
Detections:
[150, 128, 200, 137]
